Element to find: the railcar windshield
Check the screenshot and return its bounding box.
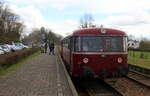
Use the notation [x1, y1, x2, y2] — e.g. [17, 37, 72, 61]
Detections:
[74, 36, 126, 52]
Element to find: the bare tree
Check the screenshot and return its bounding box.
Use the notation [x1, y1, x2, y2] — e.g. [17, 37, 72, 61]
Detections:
[79, 13, 97, 29]
[0, 1, 24, 43]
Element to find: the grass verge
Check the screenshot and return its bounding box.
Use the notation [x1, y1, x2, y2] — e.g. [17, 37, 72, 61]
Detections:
[128, 51, 150, 69]
[128, 56, 150, 69]
[128, 51, 150, 59]
[0, 51, 41, 76]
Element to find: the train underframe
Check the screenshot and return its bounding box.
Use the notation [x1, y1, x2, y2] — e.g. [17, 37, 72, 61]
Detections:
[79, 66, 128, 79]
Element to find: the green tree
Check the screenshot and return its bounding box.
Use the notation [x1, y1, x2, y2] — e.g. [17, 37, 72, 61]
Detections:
[22, 27, 63, 45]
[139, 38, 150, 50]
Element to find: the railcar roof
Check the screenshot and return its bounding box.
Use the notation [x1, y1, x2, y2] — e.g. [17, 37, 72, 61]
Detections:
[73, 28, 126, 36]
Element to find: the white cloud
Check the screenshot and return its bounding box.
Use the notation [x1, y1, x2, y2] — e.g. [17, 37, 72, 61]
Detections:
[120, 24, 150, 39]
[48, 20, 79, 36]
[6, 0, 150, 39]
[7, 0, 80, 10]
[105, 11, 150, 26]
[9, 3, 79, 36]
[9, 5, 49, 35]
[85, 0, 150, 14]
[101, 11, 150, 38]
[7, 0, 150, 13]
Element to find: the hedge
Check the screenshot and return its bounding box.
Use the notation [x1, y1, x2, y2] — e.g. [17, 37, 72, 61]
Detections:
[0, 47, 40, 68]
[128, 48, 150, 52]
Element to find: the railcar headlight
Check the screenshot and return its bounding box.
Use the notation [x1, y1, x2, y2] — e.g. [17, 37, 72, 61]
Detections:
[117, 57, 123, 63]
[83, 58, 89, 64]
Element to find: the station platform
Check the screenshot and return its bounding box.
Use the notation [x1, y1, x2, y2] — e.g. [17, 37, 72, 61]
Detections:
[0, 51, 78, 96]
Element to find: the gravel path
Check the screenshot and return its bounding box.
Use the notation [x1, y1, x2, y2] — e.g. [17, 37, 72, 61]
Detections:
[0, 53, 73, 96]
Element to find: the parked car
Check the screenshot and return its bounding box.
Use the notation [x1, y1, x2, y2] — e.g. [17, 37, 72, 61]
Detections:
[0, 47, 5, 54]
[0, 45, 11, 53]
[12, 44, 22, 51]
[0, 50, 4, 54]
[14, 43, 29, 49]
[4, 44, 18, 52]
[0, 46, 5, 52]
[5, 44, 23, 51]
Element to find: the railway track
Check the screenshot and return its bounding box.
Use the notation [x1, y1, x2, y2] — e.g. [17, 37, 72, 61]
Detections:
[105, 76, 150, 96]
[83, 80, 122, 96]
[127, 70, 150, 88]
[73, 78, 123, 96]
[73, 70, 150, 96]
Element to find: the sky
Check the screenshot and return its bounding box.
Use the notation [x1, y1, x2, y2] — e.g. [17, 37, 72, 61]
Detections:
[6, 0, 150, 39]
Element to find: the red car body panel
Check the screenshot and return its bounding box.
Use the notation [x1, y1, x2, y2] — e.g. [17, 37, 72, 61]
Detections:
[72, 54, 128, 76]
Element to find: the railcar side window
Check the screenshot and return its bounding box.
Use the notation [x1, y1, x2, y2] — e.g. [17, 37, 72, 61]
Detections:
[68, 37, 72, 50]
[74, 37, 80, 51]
[63, 38, 69, 49]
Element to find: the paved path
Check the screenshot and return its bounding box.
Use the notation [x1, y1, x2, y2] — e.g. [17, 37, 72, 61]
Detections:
[0, 53, 73, 96]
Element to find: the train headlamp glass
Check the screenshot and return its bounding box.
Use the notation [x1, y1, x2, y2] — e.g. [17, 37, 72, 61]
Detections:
[83, 58, 89, 64]
[117, 57, 123, 63]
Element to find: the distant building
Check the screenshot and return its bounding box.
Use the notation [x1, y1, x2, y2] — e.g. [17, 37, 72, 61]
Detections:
[128, 40, 140, 49]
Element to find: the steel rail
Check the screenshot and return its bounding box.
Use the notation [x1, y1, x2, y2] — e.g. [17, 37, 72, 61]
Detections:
[129, 70, 150, 78]
[82, 79, 124, 96]
[103, 79, 125, 96]
[127, 70, 150, 88]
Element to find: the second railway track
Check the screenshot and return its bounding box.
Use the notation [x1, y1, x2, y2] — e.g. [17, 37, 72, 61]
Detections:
[127, 70, 150, 88]
[105, 76, 150, 96]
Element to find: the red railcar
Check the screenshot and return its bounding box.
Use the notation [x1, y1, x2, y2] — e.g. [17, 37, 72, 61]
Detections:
[61, 28, 128, 78]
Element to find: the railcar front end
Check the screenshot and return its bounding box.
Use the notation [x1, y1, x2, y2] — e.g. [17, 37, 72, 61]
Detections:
[61, 28, 128, 79]
[71, 35, 128, 78]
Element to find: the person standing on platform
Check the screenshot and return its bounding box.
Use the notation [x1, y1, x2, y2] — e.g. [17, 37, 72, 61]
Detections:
[44, 42, 48, 53]
[48, 41, 51, 55]
[49, 41, 55, 55]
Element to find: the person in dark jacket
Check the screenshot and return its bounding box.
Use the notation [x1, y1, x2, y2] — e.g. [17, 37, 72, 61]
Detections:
[49, 41, 55, 55]
[44, 42, 48, 53]
[48, 41, 51, 54]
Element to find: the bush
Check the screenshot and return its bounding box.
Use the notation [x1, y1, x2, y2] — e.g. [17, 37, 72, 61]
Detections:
[140, 52, 144, 59]
[144, 53, 148, 59]
[0, 47, 39, 68]
[128, 48, 150, 52]
[132, 52, 135, 57]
